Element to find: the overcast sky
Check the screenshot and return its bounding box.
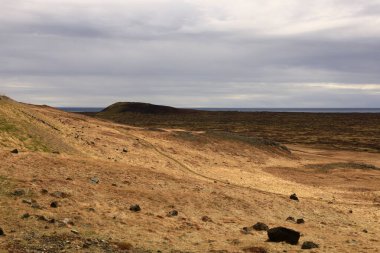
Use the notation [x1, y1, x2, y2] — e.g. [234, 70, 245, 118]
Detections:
[1, 0, 380, 107]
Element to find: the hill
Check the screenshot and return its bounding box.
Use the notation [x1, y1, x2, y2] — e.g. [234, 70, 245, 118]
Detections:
[0, 97, 380, 252]
[100, 102, 197, 114]
[93, 102, 380, 152]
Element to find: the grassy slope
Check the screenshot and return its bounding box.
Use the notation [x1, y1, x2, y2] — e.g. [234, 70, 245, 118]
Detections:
[0, 98, 379, 252]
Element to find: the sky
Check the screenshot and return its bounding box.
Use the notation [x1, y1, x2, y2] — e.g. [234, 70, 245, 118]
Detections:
[1, 0, 380, 107]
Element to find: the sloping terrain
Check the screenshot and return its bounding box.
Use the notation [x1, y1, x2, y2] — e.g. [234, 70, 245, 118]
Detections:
[0, 96, 380, 252]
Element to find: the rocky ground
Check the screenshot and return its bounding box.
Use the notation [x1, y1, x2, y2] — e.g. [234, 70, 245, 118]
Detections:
[0, 96, 379, 252]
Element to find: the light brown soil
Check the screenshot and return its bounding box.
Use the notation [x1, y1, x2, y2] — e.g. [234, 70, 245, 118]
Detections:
[0, 97, 379, 252]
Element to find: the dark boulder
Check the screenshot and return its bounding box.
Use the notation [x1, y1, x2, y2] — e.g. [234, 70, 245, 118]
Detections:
[301, 241, 319, 249]
[253, 222, 269, 231]
[11, 149, 18, 154]
[0, 228, 4, 236]
[129, 204, 141, 212]
[50, 201, 59, 208]
[267, 227, 300, 245]
[297, 218, 305, 224]
[290, 193, 299, 201]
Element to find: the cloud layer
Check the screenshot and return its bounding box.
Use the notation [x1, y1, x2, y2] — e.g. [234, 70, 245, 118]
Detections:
[1, 0, 380, 107]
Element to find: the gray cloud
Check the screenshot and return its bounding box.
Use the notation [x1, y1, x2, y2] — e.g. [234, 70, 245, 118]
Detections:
[0, 0, 380, 107]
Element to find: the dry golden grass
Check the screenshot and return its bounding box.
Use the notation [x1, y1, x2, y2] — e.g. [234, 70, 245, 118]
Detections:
[0, 97, 379, 252]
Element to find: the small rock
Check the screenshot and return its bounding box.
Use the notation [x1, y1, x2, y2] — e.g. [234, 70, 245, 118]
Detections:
[267, 227, 300, 245]
[348, 209, 353, 214]
[12, 189, 26, 196]
[31, 201, 41, 209]
[253, 222, 269, 231]
[66, 177, 73, 181]
[167, 210, 178, 217]
[50, 191, 69, 198]
[296, 218, 305, 224]
[129, 204, 141, 212]
[290, 193, 299, 201]
[40, 189, 49, 194]
[71, 229, 79, 235]
[90, 177, 99, 184]
[241, 227, 253, 234]
[301, 241, 319, 249]
[122, 148, 128, 153]
[201, 216, 213, 222]
[36, 215, 48, 221]
[21, 213, 30, 219]
[50, 201, 59, 208]
[11, 149, 18, 154]
[112, 183, 117, 186]
[63, 218, 74, 226]
[22, 199, 32, 205]
[286, 216, 295, 222]
[363, 229, 368, 233]
[0, 228, 4, 236]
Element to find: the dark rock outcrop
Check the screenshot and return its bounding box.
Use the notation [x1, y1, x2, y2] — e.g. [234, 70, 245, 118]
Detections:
[267, 227, 300, 245]
[290, 193, 299, 201]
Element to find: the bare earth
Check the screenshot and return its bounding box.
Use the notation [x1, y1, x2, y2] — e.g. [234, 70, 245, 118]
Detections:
[0, 97, 379, 252]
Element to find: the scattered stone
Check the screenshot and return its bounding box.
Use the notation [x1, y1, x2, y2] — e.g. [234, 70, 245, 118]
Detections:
[167, 210, 179, 217]
[36, 215, 48, 221]
[112, 183, 117, 187]
[241, 227, 253, 234]
[122, 148, 128, 153]
[50, 201, 59, 208]
[50, 191, 70, 198]
[267, 227, 300, 245]
[31, 201, 41, 209]
[129, 204, 141, 212]
[90, 177, 99, 184]
[52, 151, 60, 154]
[40, 189, 48, 194]
[290, 193, 299, 201]
[253, 222, 269, 231]
[296, 218, 305, 224]
[22, 199, 32, 205]
[66, 177, 73, 181]
[12, 189, 26, 196]
[0, 228, 4, 236]
[301, 241, 319, 249]
[286, 216, 295, 222]
[11, 149, 18, 154]
[71, 229, 79, 235]
[363, 229, 368, 233]
[21, 213, 30, 219]
[348, 209, 353, 214]
[201, 216, 213, 222]
[63, 218, 75, 226]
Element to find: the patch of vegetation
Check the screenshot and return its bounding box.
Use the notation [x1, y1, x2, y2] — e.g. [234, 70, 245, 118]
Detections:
[0, 176, 13, 196]
[208, 131, 291, 153]
[0, 117, 17, 132]
[305, 162, 380, 172]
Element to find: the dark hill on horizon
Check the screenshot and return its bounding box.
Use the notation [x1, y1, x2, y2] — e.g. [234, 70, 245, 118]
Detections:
[90, 101, 380, 152]
[99, 102, 198, 114]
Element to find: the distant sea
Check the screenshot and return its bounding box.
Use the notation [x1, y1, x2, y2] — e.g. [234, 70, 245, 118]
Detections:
[58, 107, 380, 113]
